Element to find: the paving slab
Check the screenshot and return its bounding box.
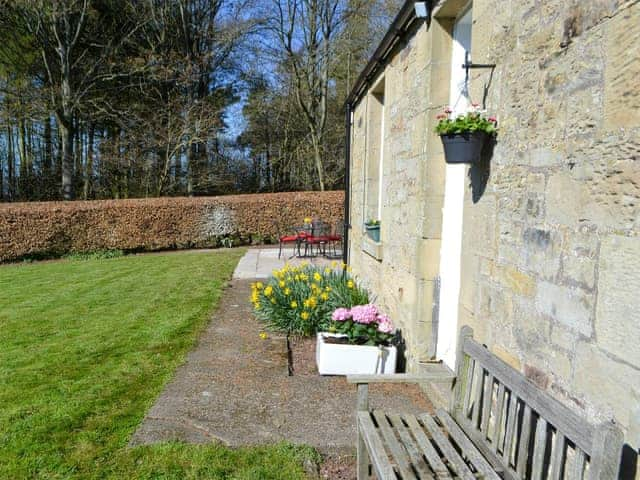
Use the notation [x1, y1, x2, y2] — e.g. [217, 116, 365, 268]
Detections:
[233, 247, 336, 280]
[131, 278, 433, 454]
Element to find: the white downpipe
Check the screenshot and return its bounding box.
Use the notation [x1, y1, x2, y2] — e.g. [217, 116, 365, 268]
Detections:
[436, 8, 472, 370]
[378, 101, 385, 220]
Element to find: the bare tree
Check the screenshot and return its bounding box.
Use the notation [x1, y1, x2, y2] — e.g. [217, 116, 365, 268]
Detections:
[265, 0, 343, 191]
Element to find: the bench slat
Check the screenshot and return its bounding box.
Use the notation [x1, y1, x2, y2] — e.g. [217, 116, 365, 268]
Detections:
[481, 373, 495, 435]
[471, 366, 483, 428]
[373, 410, 417, 479]
[388, 414, 433, 478]
[436, 409, 502, 480]
[569, 449, 586, 480]
[402, 414, 451, 478]
[502, 392, 519, 466]
[420, 414, 476, 480]
[531, 417, 548, 480]
[516, 404, 532, 477]
[463, 358, 476, 417]
[550, 433, 566, 480]
[492, 383, 506, 453]
[358, 412, 397, 479]
[463, 339, 594, 453]
[455, 416, 516, 480]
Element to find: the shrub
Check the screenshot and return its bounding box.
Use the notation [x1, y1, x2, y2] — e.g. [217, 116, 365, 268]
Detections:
[0, 191, 344, 262]
[63, 249, 124, 261]
[251, 262, 370, 336]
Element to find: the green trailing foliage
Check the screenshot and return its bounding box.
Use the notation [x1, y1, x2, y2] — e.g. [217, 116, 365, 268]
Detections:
[435, 108, 498, 136]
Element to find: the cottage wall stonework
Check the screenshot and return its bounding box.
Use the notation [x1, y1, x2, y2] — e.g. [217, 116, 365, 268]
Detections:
[348, 0, 640, 468]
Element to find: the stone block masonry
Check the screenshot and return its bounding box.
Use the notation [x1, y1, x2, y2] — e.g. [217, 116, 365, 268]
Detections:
[348, 0, 640, 470]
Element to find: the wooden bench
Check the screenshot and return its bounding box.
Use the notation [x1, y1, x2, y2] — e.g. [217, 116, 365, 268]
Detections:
[347, 326, 624, 479]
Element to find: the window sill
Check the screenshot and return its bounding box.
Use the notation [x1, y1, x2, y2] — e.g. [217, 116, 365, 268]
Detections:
[362, 235, 383, 261]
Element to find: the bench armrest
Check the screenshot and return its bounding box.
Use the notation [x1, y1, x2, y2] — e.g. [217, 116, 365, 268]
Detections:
[347, 366, 455, 385]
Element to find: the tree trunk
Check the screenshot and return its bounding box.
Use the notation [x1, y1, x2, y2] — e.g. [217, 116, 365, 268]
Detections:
[44, 116, 53, 175]
[311, 134, 325, 191]
[83, 123, 94, 199]
[7, 125, 15, 201]
[58, 116, 75, 200]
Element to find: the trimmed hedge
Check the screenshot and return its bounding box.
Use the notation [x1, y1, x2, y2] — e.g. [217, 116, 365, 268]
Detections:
[0, 191, 345, 262]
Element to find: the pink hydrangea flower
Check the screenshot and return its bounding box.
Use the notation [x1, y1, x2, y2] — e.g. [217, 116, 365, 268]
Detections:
[376, 314, 394, 334]
[331, 307, 351, 322]
[350, 304, 379, 324]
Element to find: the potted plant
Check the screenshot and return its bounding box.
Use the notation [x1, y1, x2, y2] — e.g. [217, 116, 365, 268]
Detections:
[316, 305, 397, 375]
[435, 104, 497, 164]
[364, 219, 381, 242]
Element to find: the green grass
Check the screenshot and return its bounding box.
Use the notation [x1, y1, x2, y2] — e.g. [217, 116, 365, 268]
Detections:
[0, 251, 318, 479]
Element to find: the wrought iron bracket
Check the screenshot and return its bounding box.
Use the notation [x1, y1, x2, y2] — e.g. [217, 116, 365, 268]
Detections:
[461, 52, 496, 81]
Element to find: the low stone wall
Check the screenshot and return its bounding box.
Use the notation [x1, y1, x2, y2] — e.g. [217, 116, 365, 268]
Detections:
[0, 191, 345, 262]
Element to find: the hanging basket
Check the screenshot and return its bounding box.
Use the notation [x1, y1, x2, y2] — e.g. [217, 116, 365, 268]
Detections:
[440, 131, 487, 164]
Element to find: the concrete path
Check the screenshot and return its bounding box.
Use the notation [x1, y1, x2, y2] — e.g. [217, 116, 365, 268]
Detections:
[132, 249, 432, 463]
[233, 247, 335, 279]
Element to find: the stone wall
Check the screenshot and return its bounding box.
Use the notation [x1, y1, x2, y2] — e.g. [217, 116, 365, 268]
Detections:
[459, 0, 640, 465]
[349, 21, 441, 368]
[348, 0, 639, 469]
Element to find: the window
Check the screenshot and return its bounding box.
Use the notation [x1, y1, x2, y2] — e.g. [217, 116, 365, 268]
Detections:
[365, 77, 385, 228]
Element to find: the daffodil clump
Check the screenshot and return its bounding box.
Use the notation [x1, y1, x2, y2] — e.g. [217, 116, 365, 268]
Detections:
[251, 262, 370, 336]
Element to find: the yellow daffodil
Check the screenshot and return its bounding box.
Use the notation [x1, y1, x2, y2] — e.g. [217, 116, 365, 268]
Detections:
[270, 298, 276, 304]
[325, 286, 331, 292]
[324, 267, 331, 274]
[259, 332, 268, 340]
[294, 274, 300, 281]
[279, 280, 286, 288]
[347, 280, 354, 289]
[313, 272, 322, 282]
[320, 292, 329, 301]
[264, 286, 273, 296]
[290, 301, 298, 308]
[284, 287, 291, 295]
[256, 281, 263, 290]
[331, 260, 337, 268]
[300, 273, 308, 281]
[301, 311, 310, 320]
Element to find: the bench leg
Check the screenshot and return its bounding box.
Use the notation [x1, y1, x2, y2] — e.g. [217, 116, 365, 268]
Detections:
[356, 384, 370, 479]
[357, 422, 370, 480]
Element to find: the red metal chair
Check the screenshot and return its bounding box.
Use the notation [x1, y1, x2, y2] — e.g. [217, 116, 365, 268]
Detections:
[277, 223, 307, 259]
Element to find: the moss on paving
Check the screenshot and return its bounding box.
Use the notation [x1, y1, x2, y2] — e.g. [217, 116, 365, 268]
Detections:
[0, 251, 318, 479]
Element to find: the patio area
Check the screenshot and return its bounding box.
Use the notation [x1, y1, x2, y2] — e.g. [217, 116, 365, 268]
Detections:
[233, 246, 336, 279]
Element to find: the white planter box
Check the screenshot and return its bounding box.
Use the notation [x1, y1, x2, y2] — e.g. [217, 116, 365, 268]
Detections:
[316, 332, 397, 376]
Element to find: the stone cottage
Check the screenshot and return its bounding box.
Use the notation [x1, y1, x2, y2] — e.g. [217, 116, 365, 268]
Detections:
[344, 0, 639, 474]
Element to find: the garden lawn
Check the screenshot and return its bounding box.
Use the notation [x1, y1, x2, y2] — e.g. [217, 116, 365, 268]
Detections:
[0, 251, 318, 479]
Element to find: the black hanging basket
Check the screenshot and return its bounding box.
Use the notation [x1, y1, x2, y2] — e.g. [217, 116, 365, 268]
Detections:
[440, 131, 487, 164]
